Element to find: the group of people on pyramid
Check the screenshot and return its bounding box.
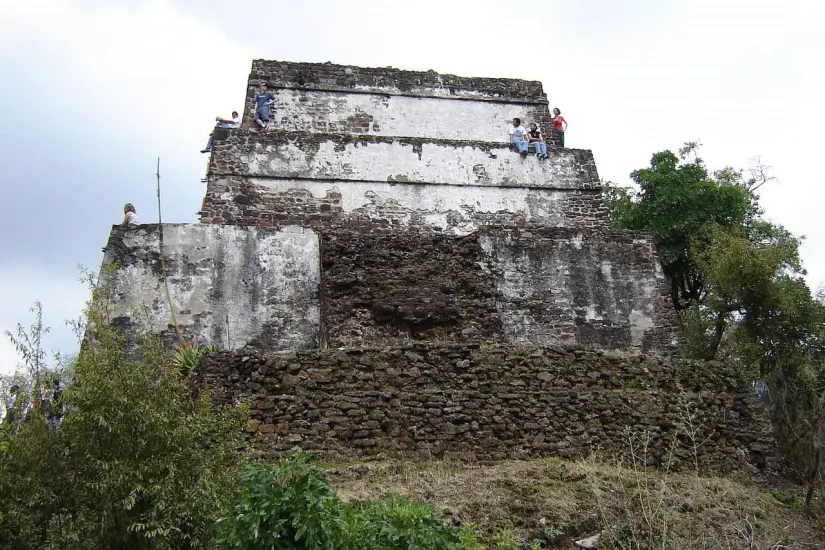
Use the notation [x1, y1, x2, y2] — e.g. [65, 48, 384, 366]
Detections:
[124, 85, 568, 231]
[199, 83, 569, 158]
[508, 109, 567, 159]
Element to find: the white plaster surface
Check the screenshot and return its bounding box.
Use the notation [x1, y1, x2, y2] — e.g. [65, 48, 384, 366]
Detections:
[103, 224, 320, 351]
[479, 234, 664, 350]
[267, 89, 544, 141]
[244, 139, 592, 189]
[245, 178, 572, 234]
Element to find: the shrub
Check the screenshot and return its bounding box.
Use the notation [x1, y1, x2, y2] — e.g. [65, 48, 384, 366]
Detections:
[0, 283, 246, 549]
[217, 454, 344, 550]
[344, 496, 469, 550]
[172, 342, 219, 375]
[217, 452, 483, 550]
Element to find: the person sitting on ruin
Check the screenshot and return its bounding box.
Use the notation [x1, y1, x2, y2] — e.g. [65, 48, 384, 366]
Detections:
[201, 110, 240, 153]
[509, 118, 529, 157]
[551, 108, 568, 148]
[254, 84, 278, 130]
[526, 123, 548, 159]
[122, 203, 139, 228]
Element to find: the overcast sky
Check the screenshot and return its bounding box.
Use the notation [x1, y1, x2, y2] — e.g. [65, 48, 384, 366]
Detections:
[1, 0, 823, 373]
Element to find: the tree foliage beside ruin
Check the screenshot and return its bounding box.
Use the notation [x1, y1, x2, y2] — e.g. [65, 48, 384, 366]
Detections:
[604, 143, 825, 508]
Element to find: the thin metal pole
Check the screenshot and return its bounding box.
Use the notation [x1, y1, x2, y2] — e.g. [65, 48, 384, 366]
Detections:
[156, 158, 181, 342]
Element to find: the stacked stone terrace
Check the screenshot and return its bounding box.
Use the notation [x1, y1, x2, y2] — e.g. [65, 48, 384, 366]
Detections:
[98, 61, 778, 473]
[188, 60, 678, 353]
[200, 60, 602, 232]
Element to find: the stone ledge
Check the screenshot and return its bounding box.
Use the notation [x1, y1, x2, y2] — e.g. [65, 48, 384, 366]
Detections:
[208, 130, 599, 191]
[212, 128, 583, 156]
[247, 83, 550, 105]
[249, 59, 548, 103]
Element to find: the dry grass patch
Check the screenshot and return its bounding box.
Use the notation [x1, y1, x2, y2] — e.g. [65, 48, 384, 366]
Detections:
[323, 457, 825, 549]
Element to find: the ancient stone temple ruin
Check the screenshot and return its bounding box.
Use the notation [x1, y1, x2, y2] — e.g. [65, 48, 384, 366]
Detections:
[100, 60, 774, 472]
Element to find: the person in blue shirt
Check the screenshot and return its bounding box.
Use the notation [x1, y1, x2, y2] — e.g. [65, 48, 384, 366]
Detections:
[254, 84, 277, 129]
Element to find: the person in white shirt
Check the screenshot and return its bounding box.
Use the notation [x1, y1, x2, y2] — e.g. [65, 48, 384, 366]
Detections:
[122, 203, 139, 228]
[201, 111, 241, 153]
[508, 118, 529, 157]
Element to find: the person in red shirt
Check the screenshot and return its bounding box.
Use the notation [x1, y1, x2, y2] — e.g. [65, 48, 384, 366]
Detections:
[551, 108, 568, 148]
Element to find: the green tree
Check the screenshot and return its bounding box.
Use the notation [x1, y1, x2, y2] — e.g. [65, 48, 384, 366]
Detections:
[691, 221, 808, 360]
[603, 144, 804, 360]
[4, 301, 51, 414]
[0, 277, 246, 549]
[604, 145, 756, 312]
[605, 142, 825, 504]
[760, 292, 825, 511]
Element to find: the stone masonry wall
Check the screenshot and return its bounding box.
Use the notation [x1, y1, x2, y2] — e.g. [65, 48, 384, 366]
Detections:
[244, 60, 560, 146]
[318, 226, 677, 351]
[479, 228, 679, 352]
[199, 177, 607, 233]
[196, 344, 776, 475]
[247, 60, 547, 102]
[320, 226, 502, 347]
[262, 89, 551, 141]
[200, 130, 606, 232]
[199, 177, 605, 233]
[100, 224, 675, 354]
[207, 131, 597, 189]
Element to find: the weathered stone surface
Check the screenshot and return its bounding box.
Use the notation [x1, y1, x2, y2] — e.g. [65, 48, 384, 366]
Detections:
[101, 223, 676, 353]
[207, 131, 599, 189]
[100, 224, 320, 351]
[319, 228, 501, 346]
[246, 59, 548, 103]
[258, 88, 549, 141]
[479, 228, 679, 352]
[199, 175, 607, 234]
[316, 226, 676, 351]
[195, 344, 777, 475]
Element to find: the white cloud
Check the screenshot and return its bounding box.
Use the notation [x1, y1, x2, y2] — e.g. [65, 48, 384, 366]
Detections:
[0, 0, 823, 366]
